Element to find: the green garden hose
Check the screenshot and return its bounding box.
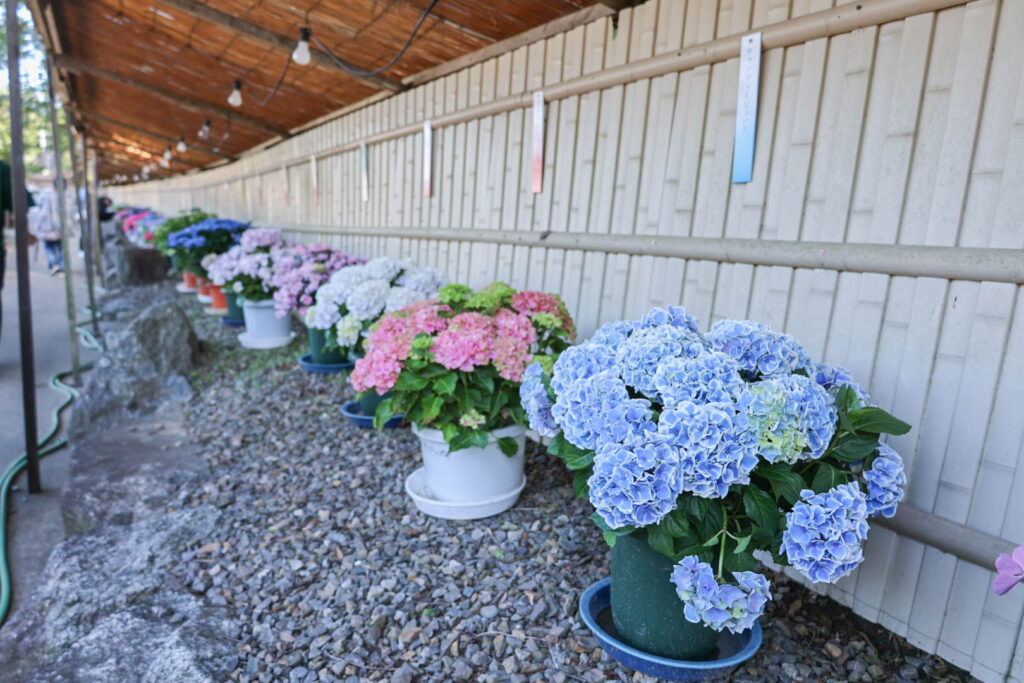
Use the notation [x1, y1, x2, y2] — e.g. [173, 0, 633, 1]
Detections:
[0, 320, 104, 627]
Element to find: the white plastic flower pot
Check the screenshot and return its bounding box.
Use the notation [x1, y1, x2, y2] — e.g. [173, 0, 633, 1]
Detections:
[241, 298, 292, 346]
[412, 424, 526, 506]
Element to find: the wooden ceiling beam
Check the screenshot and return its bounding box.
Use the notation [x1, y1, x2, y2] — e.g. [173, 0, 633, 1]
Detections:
[88, 132, 198, 170]
[78, 111, 231, 161]
[54, 54, 288, 138]
[154, 0, 404, 93]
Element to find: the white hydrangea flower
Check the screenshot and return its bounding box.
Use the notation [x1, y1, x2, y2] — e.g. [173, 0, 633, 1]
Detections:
[345, 279, 391, 321]
[397, 266, 446, 295]
[327, 264, 370, 301]
[308, 300, 342, 330]
[365, 257, 403, 282]
[335, 314, 363, 349]
[385, 286, 425, 313]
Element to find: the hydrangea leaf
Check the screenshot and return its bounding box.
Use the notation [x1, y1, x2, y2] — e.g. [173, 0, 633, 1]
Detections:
[572, 470, 591, 499]
[434, 372, 458, 395]
[848, 407, 911, 435]
[828, 434, 879, 462]
[742, 486, 779, 536]
[810, 464, 849, 493]
[647, 526, 675, 557]
[758, 463, 805, 505]
[497, 436, 519, 456]
[421, 394, 443, 424]
[395, 373, 429, 392]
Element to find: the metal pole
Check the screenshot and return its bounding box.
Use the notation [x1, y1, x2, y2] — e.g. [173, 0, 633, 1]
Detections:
[45, 55, 80, 386]
[87, 149, 103, 288]
[6, 0, 42, 493]
[75, 132, 99, 336]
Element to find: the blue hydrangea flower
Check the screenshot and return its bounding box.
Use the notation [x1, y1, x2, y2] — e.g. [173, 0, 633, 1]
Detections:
[588, 433, 684, 529]
[781, 483, 869, 583]
[550, 342, 617, 396]
[748, 375, 837, 464]
[812, 363, 871, 405]
[615, 325, 708, 398]
[638, 306, 700, 333]
[670, 556, 772, 633]
[345, 279, 391, 321]
[364, 257, 404, 281]
[396, 266, 446, 294]
[707, 320, 812, 377]
[551, 371, 654, 451]
[654, 352, 749, 406]
[520, 363, 559, 438]
[863, 444, 906, 518]
[590, 320, 637, 348]
[659, 401, 759, 499]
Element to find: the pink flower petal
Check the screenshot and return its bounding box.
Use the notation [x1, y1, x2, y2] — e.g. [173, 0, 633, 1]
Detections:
[993, 572, 1023, 596]
[1012, 545, 1024, 571]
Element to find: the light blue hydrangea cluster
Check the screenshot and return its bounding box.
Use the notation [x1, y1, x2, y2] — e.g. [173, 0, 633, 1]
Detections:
[638, 305, 700, 333]
[781, 483, 869, 583]
[588, 434, 684, 528]
[397, 265, 447, 294]
[747, 375, 837, 464]
[549, 342, 616, 395]
[384, 286, 425, 313]
[659, 401, 759, 499]
[813, 363, 871, 405]
[551, 371, 653, 451]
[654, 352, 749, 406]
[590, 320, 636, 348]
[615, 325, 708, 398]
[520, 363, 559, 438]
[707, 320, 812, 377]
[307, 300, 342, 330]
[364, 256, 404, 281]
[344, 279, 391, 321]
[863, 444, 906, 518]
[670, 556, 771, 633]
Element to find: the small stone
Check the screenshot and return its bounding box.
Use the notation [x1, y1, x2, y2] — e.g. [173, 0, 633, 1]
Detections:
[480, 605, 499, 619]
[825, 642, 843, 659]
[451, 659, 473, 680]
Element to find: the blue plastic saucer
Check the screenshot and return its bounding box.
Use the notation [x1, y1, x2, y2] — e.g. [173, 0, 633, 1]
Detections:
[579, 578, 762, 681]
[297, 353, 354, 375]
[341, 400, 403, 429]
[221, 317, 245, 328]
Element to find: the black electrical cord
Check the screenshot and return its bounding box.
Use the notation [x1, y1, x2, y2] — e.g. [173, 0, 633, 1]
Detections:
[311, 0, 440, 78]
[259, 56, 292, 107]
[213, 110, 231, 153]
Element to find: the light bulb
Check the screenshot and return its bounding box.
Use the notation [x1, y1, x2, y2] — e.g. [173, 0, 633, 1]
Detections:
[176, 137, 187, 153]
[163, 147, 172, 161]
[292, 27, 312, 66]
[198, 119, 211, 140]
[227, 80, 243, 107]
[159, 157, 170, 169]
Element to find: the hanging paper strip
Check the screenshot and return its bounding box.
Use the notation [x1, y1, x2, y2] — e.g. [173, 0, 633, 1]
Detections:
[423, 120, 432, 197]
[257, 174, 264, 208]
[310, 155, 319, 206]
[360, 141, 369, 203]
[731, 32, 761, 184]
[282, 165, 291, 205]
[532, 91, 545, 193]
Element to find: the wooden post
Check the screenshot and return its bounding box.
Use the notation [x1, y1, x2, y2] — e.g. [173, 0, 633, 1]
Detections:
[87, 147, 103, 288]
[71, 130, 100, 337]
[45, 56, 80, 385]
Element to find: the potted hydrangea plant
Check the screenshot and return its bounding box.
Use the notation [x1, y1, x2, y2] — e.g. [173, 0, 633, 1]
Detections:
[351, 282, 575, 514]
[303, 257, 445, 380]
[521, 307, 909, 665]
[207, 244, 245, 325]
[269, 244, 364, 322]
[219, 227, 293, 347]
[166, 217, 248, 301]
[153, 209, 213, 287]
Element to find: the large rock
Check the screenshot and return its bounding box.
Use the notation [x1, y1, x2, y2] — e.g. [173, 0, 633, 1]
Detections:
[62, 406, 208, 536]
[71, 302, 198, 434]
[0, 506, 237, 682]
[105, 240, 170, 288]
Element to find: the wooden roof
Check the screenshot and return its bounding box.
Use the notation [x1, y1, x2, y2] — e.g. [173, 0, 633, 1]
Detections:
[33, 0, 622, 180]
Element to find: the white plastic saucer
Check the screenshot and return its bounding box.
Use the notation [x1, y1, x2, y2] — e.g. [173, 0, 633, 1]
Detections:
[197, 293, 213, 304]
[175, 283, 198, 293]
[238, 330, 296, 350]
[204, 305, 227, 317]
[404, 467, 526, 520]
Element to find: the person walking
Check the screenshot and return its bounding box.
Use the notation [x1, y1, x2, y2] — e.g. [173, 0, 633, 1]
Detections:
[28, 188, 63, 275]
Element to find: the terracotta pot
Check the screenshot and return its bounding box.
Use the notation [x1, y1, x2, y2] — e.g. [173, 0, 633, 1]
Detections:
[183, 271, 198, 289]
[198, 278, 212, 296]
[209, 284, 227, 311]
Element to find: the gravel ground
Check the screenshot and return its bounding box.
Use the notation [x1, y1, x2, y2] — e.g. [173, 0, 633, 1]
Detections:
[166, 295, 977, 683]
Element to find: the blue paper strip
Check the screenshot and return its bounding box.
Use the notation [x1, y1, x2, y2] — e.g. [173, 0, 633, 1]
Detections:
[731, 32, 762, 184]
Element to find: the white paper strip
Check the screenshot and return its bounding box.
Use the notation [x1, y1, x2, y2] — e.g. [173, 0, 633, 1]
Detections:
[282, 165, 290, 205]
[360, 141, 369, 203]
[531, 91, 545, 194]
[423, 120, 432, 197]
[731, 32, 762, 184]
[309, 155, 318, 206]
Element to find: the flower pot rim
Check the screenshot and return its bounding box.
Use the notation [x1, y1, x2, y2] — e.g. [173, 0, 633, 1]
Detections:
[240, 297, 276, 309]
[413, 423, 525, 442]
[404, 467, 525, 519]
[579, 578, 762, 675]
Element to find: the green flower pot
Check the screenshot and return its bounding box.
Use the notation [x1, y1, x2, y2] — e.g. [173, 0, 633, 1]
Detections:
[308, 328, 345, 365]
[357, 390, 388, 417]
[224, 292, 245, 322]
[610, 533, 720, 661]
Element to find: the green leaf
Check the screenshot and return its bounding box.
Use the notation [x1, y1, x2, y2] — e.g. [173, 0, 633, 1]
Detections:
[434, 372, 458, 395]
[563, 449, 595, 471]
[602, 530, 618, 547]
[421, 395, 444, 424]
[811, 463, 850, 493]
[742, 487, 779, 536]
[395, 373, 430, 392]
[572, 470, 590, 499]
[834, 384, 861, 413]
[723, 550, 759, 573]
[467, 430, 490, 449]
[497, 436, 519, 457]
[372, 397, 394, 430]
[733, 535, 752, 554]
[848, 407, 911, 435]
[477, 372, 495, 395]
[442, 423, 458, 444]
[646, 526, 675, 557]
[758, 463, 806, 505]
[829, 434, 879, 462]
[702, 534, 721, 547]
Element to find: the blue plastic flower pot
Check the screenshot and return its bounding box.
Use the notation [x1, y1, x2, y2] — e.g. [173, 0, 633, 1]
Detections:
[297, 354, 354, 375]
[341, 400, 403, 429]
[580, 578, 762, 682]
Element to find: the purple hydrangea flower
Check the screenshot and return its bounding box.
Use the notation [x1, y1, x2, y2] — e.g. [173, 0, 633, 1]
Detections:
[707, 320, 812, 377]
[520, 363, 559, 438]
[863, 443, 906, 518]
[993, 547, 1024, 596]
[588, 432, 684, 529]
[638, 305, 700, 333]
[781, 483, 869, 583]
[654, 352, 749, 406]
[615, 324, 708, 398]
[550, 342, 617, 396]
[813, 362, 871, 405]
[551, 371, 653, 451]
[670, 556, 771, 633]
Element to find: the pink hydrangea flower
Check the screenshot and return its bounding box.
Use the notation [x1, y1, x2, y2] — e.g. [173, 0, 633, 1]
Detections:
[511, 290, 577, 340]
[433, 313, 495, 372]
[270, 244, 363, 316]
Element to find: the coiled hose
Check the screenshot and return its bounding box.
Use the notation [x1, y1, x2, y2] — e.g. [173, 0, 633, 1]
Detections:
[0, 319, 104, 626]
